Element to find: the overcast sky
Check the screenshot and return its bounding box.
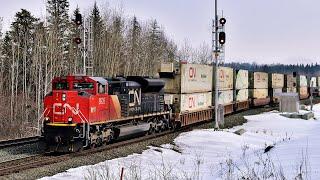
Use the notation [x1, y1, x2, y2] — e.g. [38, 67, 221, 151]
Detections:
[0, 0, 319, 64]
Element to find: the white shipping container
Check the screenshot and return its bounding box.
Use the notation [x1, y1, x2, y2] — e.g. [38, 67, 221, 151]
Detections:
[235, 89, 248, 102]
[318, 77, 320, 87]
[172, 92, 212, 112]
[161, 63, 212, 94]
[286, 75, 296, 88]
[213, 66, 233, 90]
[160, 63, 174, 73]
[271, 73, 284, 88]
[310, 77, 317, 87]
[299, 87, 308, 96]
[235, 70, 249, 89]
[250, 89, 268, 99]
[251, 72, 268, 89]
[299, 76, 308, 87]
[214, 90, 234, 105]
[286, 87, 297, 93]
[272, 88, 283, 99]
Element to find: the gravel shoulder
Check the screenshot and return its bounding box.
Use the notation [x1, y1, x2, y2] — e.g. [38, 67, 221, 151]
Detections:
[0, 142, 45, 164]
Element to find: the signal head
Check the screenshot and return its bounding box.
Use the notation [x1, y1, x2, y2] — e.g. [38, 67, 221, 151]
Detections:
[75, 13, 82, 26]
[219, 18, 226, 26]
[218, 32, 226, 45]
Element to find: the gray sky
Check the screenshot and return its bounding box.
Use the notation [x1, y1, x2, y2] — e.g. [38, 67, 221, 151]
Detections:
[0, 0, 319, 64]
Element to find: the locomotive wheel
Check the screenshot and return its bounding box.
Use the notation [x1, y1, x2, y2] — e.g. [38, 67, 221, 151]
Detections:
[147, 124, 155, 135]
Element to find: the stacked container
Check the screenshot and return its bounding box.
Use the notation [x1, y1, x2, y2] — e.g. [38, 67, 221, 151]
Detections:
[268, 73, 284, 103]
[249, 72, 270, 106]
[318, 77, 320, 96]
[233, 69, 249, 111]
[297, 75, 309, 99]
[284, 74, 297, 93]
[309, 77, 317, 97]
[213, 67, 234, 114]
[159, 62, 213, 126]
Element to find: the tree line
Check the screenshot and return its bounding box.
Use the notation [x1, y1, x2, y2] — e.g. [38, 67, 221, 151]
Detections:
[224, 62, 320, 77]
[0, 1, 176, 139]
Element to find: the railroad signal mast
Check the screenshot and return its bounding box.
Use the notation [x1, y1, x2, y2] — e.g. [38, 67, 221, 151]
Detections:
[73, 12, 94, 76]
[212, 0, 226, 129]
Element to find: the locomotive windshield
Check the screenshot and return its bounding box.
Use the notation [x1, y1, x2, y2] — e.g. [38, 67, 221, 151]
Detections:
[73, 82, 94, 90]
[54, 82, 69, 90]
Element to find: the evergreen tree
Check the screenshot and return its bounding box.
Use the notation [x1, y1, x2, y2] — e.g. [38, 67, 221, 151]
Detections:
[46, 0, 71, 74]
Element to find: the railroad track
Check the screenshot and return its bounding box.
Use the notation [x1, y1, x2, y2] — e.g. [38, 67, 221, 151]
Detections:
[0, 136, 41, 149]
[1, 100, 319, 177]
[0, 130, 176, 176]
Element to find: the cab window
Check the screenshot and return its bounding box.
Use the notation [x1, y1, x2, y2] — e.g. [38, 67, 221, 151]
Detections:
[54, 82, 69, 90]
[73, 83, 94, 90]
[98, 83, 106, 94]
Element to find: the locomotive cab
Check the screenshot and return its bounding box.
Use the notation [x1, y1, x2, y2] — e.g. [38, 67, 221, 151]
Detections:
[43, 76, 120, 152]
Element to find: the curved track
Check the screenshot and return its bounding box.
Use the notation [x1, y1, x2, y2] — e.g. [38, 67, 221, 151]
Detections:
[0, 130, 175, 176]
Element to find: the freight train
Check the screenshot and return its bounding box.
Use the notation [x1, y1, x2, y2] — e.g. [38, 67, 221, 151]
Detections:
[42, 62, 320, 152]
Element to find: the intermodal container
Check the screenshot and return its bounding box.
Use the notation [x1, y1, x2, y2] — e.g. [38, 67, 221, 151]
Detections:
[285, 74, 297, 88]
[299, 87, 309, 99]
[160, 63, 212, 94]
[284, 87, 297, 93]
[318, 77, 320, 87]
[234, 70, 249, 89]
[166, 92, 212, 113]
[213, 66, 233, 91]
[269, 73, 284, 88]
[249, 88, 268, 99]
[297, 75, 308, 87]
[309, 77, 317, 87]
[213, 90, 234, 105]
[235, 89, 248, 102]
[249, 72, 268, 89]
[270, 88, 283, 101]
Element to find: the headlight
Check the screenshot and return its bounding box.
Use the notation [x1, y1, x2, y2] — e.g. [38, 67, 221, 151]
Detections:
[68, 117, 73, 123]
[62, 93, 66, 101]
[44, 117, 50, 122]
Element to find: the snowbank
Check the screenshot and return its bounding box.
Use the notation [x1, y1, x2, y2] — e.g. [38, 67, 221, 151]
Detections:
[41, 105, 320, 180]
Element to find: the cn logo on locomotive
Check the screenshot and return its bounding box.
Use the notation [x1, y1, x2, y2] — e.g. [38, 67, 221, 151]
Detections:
[99, 98, 106, 105]
[53, 103, 80, 115]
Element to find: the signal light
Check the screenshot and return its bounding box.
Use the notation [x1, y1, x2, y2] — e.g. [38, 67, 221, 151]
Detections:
[74, 37, 82, 44]
[75, 13, 82, 26]
[218, 32, 226, 45]
[219, 18, 226, 26]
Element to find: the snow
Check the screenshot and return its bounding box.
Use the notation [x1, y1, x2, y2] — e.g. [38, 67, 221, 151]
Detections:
[40, 105, 320, 180]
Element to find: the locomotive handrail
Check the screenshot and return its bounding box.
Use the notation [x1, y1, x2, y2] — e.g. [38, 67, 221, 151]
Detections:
[37, 107, 49, 135]
[70, 107, 90, 148]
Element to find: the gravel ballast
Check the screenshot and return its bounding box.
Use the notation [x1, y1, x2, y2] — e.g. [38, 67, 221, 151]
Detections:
[1, 106, 295, 179]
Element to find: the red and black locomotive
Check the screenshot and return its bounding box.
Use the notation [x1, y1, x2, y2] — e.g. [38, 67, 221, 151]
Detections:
[42, 75, 170, 152]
